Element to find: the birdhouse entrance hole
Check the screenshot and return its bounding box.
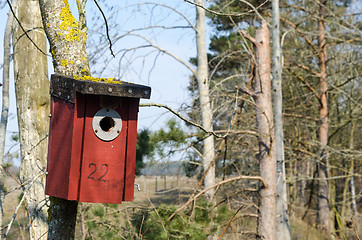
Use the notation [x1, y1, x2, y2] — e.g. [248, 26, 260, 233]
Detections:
[100, 116, 115, 132]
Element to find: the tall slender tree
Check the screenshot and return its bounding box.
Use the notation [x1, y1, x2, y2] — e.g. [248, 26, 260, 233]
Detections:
[12, 0, 50, 238]
[0, 5, 14, 238]
[316, 0, 330, 234]
[195, 0, 216, 200]
[271, 0, 291, 239]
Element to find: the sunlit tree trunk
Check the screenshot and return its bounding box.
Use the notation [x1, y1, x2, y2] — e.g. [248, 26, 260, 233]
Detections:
[0, 7, 15, 239]
[195, 0, 215, 200]
[254, 21, 277, 240]
[38, 0, 90, 239]
[271, 0, 291, 239]
[349, 122, 358, 233]
[316, 0, 330, 235]
[12, 0, 49, 238]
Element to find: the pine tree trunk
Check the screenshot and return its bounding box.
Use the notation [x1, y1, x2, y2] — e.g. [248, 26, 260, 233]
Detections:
[316, 0, 330, 235]
[254, 21, 277, 240]
[12, 0, 50, 238]
[271, 0, 291, 239]
[38, 0, 90, 239]
[195, 0, 215, 200]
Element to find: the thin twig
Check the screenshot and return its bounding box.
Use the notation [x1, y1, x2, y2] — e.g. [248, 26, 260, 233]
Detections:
[140, 103, 223, 138]
[20, 134, 48, 161]
[351, 217, 360, 240]
[4, 172, 45, 238]
[289, 69, 321, 102]
[217, 205, 244, 240]
[283, 113, 319, 122]
[93, 0, 115, 57]
[4, 191, 26, 239]
[138, 215, 145, 240]
[146, 195, 169, 239]
[1, 165, 21, 185]
[6, 0, 48, 56]
[184, 0, 270, 26]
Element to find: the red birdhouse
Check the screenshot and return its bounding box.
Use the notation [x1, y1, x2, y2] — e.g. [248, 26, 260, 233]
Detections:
[45, 74, 151, 204]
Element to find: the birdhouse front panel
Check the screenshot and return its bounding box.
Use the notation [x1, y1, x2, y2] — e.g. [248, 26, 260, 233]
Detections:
[45, 74, 150, 204]
[77, 95, 128, 203]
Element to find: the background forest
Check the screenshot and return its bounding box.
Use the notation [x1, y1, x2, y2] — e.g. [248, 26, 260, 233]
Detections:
[0, 0, 360, 239]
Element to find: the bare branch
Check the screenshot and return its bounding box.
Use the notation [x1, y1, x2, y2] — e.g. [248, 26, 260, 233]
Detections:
[111, 2, 197, 31]
[4, 171, 45, 238]
[329, 82, 362, 110]
[217, 205, 245, 240]
[235, 85, 256, 97]
[140, 103, 222, 138]
[184, 0, 270, 26]
[279, 15, 317, 53]
[283, 113, 319, 122]
[93, 0, 115, 57]
[289, 70, 320, 101]
[112, 33, 197, 76]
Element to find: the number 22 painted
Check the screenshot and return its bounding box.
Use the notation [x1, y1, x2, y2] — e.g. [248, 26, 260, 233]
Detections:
[87, 163, 109, 182]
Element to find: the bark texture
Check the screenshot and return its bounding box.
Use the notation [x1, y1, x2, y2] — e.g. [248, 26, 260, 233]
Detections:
[271, 0, 291, 239]
[39, 0, 90, 77]
[195, 0, 215, 199]
[12, 0, 50, 239]
[38, 0, 90, 239]
[254, 22, 277, 240]
[316, 0, 330, 235]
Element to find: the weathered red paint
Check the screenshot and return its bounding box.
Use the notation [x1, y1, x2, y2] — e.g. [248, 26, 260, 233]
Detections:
[45, 94, 85, 200]
[123, 98, 140, 201]
[46, 94, 139, 204]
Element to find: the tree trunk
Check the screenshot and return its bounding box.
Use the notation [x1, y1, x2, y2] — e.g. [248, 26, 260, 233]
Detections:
[38, 0, 90, 239]
[254, 21, 277, 240]
[0, 8, 15, 239]
[349, 121, 359, 232]
[271, 0, 291, 239]
[12, 0, 50, 239]
[316, 0, 330, 235]
[195, 0, 215, 200]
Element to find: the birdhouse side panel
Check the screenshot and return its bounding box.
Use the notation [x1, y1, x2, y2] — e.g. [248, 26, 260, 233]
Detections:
[123, 98, 140, 201]
[46, 97, 77, 199]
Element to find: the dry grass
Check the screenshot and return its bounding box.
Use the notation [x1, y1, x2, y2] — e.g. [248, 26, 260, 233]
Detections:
[3, 175, 361, 240]
[132, 176, 198, 206]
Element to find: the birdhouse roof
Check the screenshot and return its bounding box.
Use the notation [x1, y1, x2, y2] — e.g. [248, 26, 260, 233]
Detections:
[50, 74, 151, 102]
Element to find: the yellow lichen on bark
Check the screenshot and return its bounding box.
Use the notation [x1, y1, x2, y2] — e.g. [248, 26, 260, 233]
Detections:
[59, 0, 82, 42]
[60, 59, 68, 66]
[51, 49, 56, 58]
[74, 75, 123, 84]
[82, 28, 87, 45]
